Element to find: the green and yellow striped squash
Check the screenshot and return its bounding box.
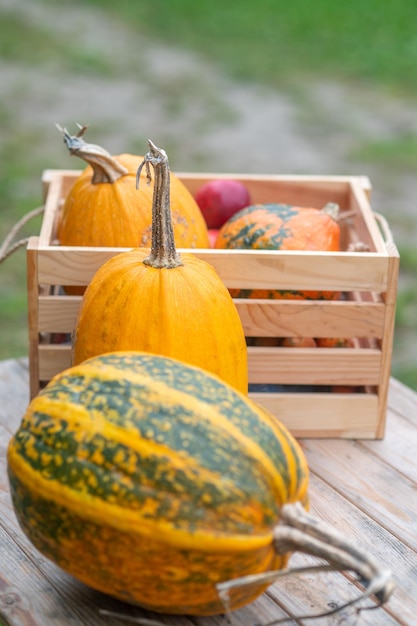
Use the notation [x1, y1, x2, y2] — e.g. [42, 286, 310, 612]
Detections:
[7, 352, 309, 616]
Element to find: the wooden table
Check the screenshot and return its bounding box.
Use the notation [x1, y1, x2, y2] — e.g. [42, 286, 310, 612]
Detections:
[1, 357, 416, 626]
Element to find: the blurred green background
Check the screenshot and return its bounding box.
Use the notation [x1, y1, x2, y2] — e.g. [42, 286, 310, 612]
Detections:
[1, 0, 417, 388]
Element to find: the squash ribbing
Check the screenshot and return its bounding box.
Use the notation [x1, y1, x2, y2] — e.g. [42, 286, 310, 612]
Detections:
[8, 352, 309, 615]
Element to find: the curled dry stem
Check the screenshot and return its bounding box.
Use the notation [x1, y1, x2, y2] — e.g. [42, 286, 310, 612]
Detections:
[217, 502, 394, 624]
[98, 503, 393, 625]
[56, 123, 128, 183]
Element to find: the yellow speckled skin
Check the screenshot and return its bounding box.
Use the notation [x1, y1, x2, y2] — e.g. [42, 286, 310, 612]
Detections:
[57, 154, 210, 249]
[7, 352, 309, 615]
[72, 249, 249, 395]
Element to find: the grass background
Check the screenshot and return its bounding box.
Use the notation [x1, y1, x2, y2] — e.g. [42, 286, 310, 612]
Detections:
[1, 0, 417, 387]
[79, 0, 417, 95]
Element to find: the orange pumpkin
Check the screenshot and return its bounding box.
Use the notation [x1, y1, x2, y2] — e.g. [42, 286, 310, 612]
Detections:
[72, 141, 248, 395]
[281, 337, 317, 348]
[316, 337, 355, 348]
[215, 202, 340, 300]
[56, 125, 209, 249]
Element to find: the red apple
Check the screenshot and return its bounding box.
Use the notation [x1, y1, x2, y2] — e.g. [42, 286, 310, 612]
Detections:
[195, 179, 251, 229]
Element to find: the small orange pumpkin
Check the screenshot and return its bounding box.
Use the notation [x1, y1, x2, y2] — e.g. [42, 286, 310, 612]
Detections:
[73, 140, 248, 395]
[215, 202, 340, 300]
[56, 125, 209, 249]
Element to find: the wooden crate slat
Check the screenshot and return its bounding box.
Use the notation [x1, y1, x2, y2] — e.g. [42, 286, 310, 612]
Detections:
[27, 239, 40, 400]
[350, 179, 388, 253]
[42, 169, 81, 200]
[38, 295, 81, 332]
[39, 174, 64, 245]
[38, 345, 381, 387]
[251, 391, 379, 438]
[37, 294, 386, 338]
[38, 345, 71, 380]
[35, 245, 390, 292]
[248, 346, 381, 385]
[178, 173, 355, 208]
[237, 299, 385, 338]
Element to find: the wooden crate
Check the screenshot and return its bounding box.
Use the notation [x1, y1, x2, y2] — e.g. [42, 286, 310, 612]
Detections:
[27, 169, 399, 439]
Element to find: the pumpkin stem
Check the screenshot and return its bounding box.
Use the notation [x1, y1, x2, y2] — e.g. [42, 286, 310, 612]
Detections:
[321, 202, 340, 221]
[217, 502, 394, 622]
[56, 123, 128, 184]
[136, 140, 183, 269]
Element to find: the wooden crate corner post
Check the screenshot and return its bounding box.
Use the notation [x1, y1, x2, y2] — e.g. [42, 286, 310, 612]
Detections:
[27, 236, 41, 399]
[375, 235, 400, 438]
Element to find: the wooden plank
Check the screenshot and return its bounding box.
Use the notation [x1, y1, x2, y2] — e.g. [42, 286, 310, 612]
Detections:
[350, 179, 388, 253]
[36, 344, 383, 387]
[37, 294, 386, 338]
[41, 170, 77, 213]
[38, 174, 63, 246]
[177, 172, 355, 209]
[253, 391, 379, 438]
[26, 242, 40, 400]
[361, 383, 417, 479]
[376, 241, 400, 437]
[301, 435, 417, 552]
[248, 346, 382, 385]
[0, 358, 29, 434]
[35, 246, 390, 292]
[388, 376, 417, 427]
[238, 298, 385, 339]
[38, 295, 81, 333]
[38, 345, 71, 381]
[362, 411, 417, 484]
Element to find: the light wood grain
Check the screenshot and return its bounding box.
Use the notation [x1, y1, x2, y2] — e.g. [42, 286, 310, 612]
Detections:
[35, 334, 384, 383]
[176, 172, 369, 214]
[39, 174, 63, 246]
[35, 343, 382, 388]
[37, 294, 386, 337]
[34, 244, 391, 292]
[248, 345, 382, 384]
[253, 391, 379, 438]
